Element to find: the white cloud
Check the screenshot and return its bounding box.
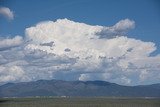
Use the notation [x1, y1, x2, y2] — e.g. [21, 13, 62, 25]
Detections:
[139, 70, 149, 81]
[0, 19, 159, 85]
[0, 66, 30, 84]
[0, 36, 23, 51]
[112, 19, 135, 32]
[0, 7, 14, 20]
[97, 19, 135, 38]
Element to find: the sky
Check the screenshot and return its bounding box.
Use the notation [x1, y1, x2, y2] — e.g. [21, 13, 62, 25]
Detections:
[0, 0, 160, 85]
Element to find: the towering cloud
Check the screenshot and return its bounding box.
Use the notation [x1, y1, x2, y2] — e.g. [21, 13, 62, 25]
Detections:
[0, 19, 159, 85]
[0, 7, 14, 20]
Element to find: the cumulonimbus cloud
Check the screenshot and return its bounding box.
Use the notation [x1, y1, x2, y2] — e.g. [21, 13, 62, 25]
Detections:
[0, 7, 14, 20]
[0, 19, 159, 85]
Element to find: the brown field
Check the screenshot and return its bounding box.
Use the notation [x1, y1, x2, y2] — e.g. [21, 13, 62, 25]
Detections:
[0, 97, 160, 107]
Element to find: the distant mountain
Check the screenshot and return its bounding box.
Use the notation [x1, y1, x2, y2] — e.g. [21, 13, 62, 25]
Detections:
[0, 80, 160, 97]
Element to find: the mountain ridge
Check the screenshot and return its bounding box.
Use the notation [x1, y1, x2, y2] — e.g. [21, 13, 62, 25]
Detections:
[0, 79, 160, 97]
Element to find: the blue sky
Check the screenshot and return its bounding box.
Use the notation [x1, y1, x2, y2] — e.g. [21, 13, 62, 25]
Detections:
[0, 0, 160, 85]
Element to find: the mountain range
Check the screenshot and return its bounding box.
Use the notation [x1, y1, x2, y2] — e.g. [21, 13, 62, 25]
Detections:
[0, 80, 160, 97]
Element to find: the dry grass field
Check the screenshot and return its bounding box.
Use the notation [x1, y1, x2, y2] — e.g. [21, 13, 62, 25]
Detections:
[0, 97, 160, 107]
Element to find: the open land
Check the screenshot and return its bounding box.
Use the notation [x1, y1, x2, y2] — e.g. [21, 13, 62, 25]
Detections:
[0, 97, 160, 107]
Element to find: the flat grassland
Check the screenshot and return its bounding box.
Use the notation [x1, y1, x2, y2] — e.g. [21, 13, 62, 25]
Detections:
[0, 97, 160, 107]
